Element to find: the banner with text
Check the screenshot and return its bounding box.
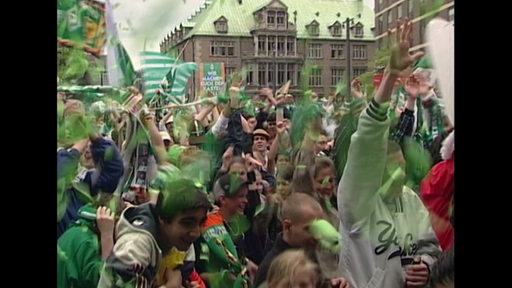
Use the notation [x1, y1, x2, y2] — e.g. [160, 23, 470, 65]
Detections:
[198, 62, 225, 97]
[57, 0, 106, 55]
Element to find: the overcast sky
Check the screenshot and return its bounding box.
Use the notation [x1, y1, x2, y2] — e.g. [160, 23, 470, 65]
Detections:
[110, 0, 374, 69]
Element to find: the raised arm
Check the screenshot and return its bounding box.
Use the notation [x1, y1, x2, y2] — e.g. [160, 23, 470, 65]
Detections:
[158, 107, 174, 131]
[140, 110, 167, 166]
[338, 19, 424, 228]
[194, 104, 216, 127]
[390, 74, 420, 144]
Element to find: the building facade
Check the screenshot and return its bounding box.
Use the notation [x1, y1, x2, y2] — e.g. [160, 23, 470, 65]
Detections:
[374, 0, 454, 52]
[160, 0, 376, 98]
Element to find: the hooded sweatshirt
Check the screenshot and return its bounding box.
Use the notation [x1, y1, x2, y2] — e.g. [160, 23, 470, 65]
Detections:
[337, 101, 441, 288]
[98, 203, 161, 288]
[97, 203, 203, 288]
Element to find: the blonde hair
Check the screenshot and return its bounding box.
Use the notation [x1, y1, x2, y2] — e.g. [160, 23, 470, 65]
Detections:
[267, 249, 320, 288]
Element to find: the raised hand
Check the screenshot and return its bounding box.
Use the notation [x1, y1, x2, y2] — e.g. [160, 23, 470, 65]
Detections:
[351, 78, 363, 99]
[275, 120, 287, 135]
[389, 19, 424, 73]
[284, 93, 294, 104]
[404, 74, 420, 99]
[221, 145, 234, 171]
[96, 206, 115, 236]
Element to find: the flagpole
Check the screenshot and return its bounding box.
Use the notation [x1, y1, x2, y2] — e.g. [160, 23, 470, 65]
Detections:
[175, 39, 191, 63]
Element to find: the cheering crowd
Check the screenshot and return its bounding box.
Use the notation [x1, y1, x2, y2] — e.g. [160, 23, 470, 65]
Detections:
[57, 19, 454, 288]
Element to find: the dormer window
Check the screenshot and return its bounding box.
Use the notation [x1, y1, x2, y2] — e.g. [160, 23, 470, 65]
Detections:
[214, 16, 228, 34]
[277, 11, 286, 28]
[353, 22, 364, 38]
[329, 21, 342, 37]
[306, 20, 319, 36]
[267, 10, 276, 27]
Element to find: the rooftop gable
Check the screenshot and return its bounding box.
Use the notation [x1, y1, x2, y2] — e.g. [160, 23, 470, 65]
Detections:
[170, 0, 374, 41]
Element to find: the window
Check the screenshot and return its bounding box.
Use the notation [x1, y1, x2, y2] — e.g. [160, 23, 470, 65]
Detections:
[387, 10, 393, 29]
[329, 22, 342, 37]
[287, 37, 295, 56]
[287, 63, 295, 85]
[277, 11, 286, 27]
[309, 68, 322, 87]
[330, 44, 344, 59]
[352, 45, 367, 60]
[258, 35, 267, 56]
[331, 68, 344, 86]
[245, 64, 254, 85]
[309, 25, 319, 36]
[268, 36, 276, 55]
[258, 63, 267, 85]
[448, 7, 454, 22]
[353, 67, 367, 77]
[268, 63, 275, 84]
[277, 36, 286, 56]
[308, 43, 322, 58]
[215, 20, 228, 34]
[333, 25, 341, 37]
[210, 41, 235, 56]
[226, 67, 236, 77]
[354, 24, 364, 38]
[267, 10, 276, 27]
[397, 4, 403, 19]
[378, 15, 383, 34]
[307, 21, 319, 36]
[278, 63, 286, 85]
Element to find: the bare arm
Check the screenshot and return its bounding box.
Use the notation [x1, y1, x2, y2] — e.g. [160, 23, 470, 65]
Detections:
[268, 121, 288, 161]
[194, 104, 215, 126]
[240, 114, 253, 134]
[96, 206, 115, 260]
[142, 112, 168, 166]
[158, 108, 174, 130]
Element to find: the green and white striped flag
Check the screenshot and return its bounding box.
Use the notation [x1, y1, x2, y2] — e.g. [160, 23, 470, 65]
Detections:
[162, 61, 198, 104]
[140, 51, 198, 103]
[140, 51, 175, 100]
[105, 0, 135, 87]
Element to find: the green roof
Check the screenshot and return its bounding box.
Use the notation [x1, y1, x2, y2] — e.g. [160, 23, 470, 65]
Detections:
[174, 0, 375, 41]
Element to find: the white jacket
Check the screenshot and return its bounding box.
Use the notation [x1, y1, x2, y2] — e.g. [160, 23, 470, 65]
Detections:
[337, 101, 441, 288]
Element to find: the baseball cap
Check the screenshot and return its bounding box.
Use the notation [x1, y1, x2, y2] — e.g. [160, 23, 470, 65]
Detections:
[212, 173, 248, 200]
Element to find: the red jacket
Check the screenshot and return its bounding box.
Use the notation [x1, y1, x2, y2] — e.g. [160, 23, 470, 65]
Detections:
[420, 157, 454, 251]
